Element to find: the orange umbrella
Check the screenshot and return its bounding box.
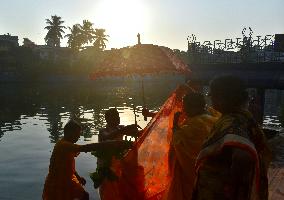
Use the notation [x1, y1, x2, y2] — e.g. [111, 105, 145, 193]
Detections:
[89, 44, 191, 79]
[89, 44, 191, 122]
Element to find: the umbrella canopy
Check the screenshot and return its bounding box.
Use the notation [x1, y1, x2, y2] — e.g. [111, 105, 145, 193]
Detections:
[90, 44, 191, 79]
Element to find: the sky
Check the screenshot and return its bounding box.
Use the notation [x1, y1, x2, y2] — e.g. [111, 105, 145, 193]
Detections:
[1, 0, 284, 50]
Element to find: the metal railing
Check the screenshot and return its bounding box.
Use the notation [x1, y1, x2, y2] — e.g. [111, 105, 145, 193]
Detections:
[187, 28, 284, 64]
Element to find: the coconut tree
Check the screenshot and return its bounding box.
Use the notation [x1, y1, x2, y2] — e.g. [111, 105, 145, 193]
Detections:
[45, 15, 66, 47]
[65, 24, 84, 51]
[80, 20, 95, 45]
[93, 29, 109, 50]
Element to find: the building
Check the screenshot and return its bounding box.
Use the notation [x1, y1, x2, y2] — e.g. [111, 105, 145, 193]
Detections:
[0, 34, 19, 51]
[34, 45, 73, 61]
[274, 34, 284, 52]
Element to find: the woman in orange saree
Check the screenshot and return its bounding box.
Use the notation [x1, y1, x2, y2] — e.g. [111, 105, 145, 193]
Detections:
[43, 120, 131, 200]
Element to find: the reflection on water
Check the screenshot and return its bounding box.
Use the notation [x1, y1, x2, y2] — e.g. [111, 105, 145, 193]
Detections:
[0, 75, 283, 200]
[0, 75, 185, 142]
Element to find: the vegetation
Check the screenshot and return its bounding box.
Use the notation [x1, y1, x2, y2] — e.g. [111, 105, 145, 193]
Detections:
[45, 15, 66, 47]
[65, 24, 83, 51]
[65, 19, 109, 51]
[93, 29, 109, 50]
[80, 20, 95, 45]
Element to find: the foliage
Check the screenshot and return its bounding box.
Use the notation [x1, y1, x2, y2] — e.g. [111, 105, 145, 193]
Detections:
[45, 15, 66, 47]
[93, 29, 109, 50]
[173, 49, 188, 64]
[65, 20, 103, 51]
[65, 24, 84, 51]
[80, 20, 95, 45]
[45, 16, 109, 51]
[23, 38, 35, 47]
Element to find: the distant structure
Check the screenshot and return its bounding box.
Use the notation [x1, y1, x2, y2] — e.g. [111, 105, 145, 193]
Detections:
[34, 45, 73, 61]
[187, 28, 284, 64]
[274, 34, 284, 52]
[0, 33, 19, 51]
[137, 33, 141, 45]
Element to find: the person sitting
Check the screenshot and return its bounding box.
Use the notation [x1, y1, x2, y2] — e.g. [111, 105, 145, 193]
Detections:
[42, 120, 130, 200]
[96, 108, 142, 196]
[163, 92, 219, 200]
[192, 76, 272, 200]
[99, 108, 140, 142]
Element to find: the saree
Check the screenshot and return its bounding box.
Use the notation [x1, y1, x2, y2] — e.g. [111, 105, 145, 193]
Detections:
[162, 113, 218, 200]
[99, 83, 193, 200]
[193, 110, 272, 200]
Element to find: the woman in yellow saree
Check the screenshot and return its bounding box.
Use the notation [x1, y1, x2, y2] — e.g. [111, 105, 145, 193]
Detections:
[163, 92, 219, 200]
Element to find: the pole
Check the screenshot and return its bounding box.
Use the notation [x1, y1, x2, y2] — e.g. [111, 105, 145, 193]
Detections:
[133, 103, 137, 125]
[141, 78, 147, 121]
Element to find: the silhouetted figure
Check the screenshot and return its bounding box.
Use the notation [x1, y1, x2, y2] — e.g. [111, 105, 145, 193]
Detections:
[43, 120, 130, 200]
[192, 76, 272, 200]
[97, 108, 140, 195]
[248, 96, 263, 124]
[99, 108, 140, 142]
[163, 92, 219, 200]
[137, 33, 141, 45]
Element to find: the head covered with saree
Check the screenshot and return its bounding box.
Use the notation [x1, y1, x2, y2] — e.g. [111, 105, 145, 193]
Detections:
[209, 75, 249, 114]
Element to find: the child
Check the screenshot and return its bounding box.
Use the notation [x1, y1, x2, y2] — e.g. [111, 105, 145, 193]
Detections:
[97, 108, 141, 197]
[43, 120, 130, 200]
[99, 108, 140, 142]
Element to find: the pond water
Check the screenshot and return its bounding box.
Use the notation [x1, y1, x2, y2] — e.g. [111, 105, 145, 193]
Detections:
[0, 75, 283, 200]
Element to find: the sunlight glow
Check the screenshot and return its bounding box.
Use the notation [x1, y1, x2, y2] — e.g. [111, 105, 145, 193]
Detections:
[95, 0, 149, 48]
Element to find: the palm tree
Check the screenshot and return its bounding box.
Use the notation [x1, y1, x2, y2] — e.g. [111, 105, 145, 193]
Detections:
[65, 24, 83, 51]
[45, 15, 66, 47]
[93, 29, 109, 50]
[80, 20, 95, 45]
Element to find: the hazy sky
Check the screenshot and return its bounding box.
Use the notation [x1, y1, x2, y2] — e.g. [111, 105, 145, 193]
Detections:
[1, 0, 283, 50]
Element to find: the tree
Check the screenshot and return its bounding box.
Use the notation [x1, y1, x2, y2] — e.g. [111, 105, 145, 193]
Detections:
[45, 15, 66, 47]
[65, 24, 83, 51]
[80, 20, 95, 45]
[23, 38, 35, 48]
[65, 20, 96, 51]
[93, 29, 109, 50]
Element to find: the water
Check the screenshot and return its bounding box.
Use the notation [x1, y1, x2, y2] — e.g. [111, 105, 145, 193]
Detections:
[0, 76, 283, 200]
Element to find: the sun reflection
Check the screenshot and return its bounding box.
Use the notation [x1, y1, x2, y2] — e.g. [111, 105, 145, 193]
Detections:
[119, 106, 137, 125]
[95, 0, 149, 47]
